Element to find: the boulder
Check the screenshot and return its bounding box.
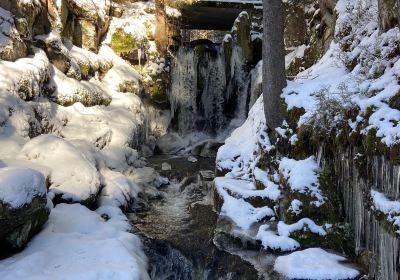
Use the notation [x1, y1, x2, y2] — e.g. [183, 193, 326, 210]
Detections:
[0, 167, 49, 250]
[35, 32, 72, 74]
[191, 140, 224, 158]
[64, 0, 111, 52]
[155, 133, 187, 155]
[0, 7, 28, 61]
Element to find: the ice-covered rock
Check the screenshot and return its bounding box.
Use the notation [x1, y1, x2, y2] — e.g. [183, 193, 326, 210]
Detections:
[0, 167, 49, 249]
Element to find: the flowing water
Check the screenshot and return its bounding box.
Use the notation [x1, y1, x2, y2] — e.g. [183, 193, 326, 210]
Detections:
[129, 156, 262, 280]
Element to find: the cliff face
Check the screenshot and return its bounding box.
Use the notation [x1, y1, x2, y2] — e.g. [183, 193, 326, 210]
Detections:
[213, 0, 400, 278]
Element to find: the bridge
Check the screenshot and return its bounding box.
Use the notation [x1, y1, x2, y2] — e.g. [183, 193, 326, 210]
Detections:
[180, 0, 262, 30]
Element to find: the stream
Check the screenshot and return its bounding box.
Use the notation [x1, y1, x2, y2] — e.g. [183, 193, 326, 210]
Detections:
[128, 155, 266, 280]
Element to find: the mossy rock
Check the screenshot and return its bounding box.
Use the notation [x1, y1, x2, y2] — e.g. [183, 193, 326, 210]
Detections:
[245, 196, 276, 209]
[285, 106, 305, 128]
[0, 196, 49, 252]
[291, 224, 355, 256]
[291, 127, 313, 159]
[388, 90, 400, 110]
[111, 28, 138, 54]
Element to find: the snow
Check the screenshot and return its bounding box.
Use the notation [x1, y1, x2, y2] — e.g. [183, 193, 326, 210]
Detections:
[282, 0, 400, 146]
[278, 218, 327, 237]
[274, 248, 359, 280]
[99, 169, 141, 208]
[0, 203, 150, 280]
[279, 156, 325, 206]
[0, 167, 46, 208]
[215, 177, 275, 230]
[256, 224, 300, 252]
[371, 190, 400, 233]
[289, 199, 303, 215]
[18, 135, 101, 203]
[216, 96, 270, 180]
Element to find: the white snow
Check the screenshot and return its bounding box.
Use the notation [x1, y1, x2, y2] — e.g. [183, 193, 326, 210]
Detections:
[279, 156, 325, 206]
[215, 177, 275, 230]
[371, 190, 400, 233]
[216, 96, 270, 180]
[278, 218, 327, 237]
[0, 203, 150, 280]
[0, 167, 46, 208]
[274, 248, 359, 280]
[256, 224, 300, 252]
[18, 135, 101, 203]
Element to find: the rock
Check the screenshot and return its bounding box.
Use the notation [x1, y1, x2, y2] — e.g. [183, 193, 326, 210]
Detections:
[187, 156, 198, 163]
[18, 135, 101, 206]
[199, 170, 214, 181]
[64, 0, 111, 52]
[109, 27, 147, 65]
[232, 12, 252, 64]
[0, 0, 44, 36]
[0, 7, 28, 61]
[35, 32, 72, 74]
[0, 167, 49, 250]
[378, 0, 400, 31]
[191, 140, 224, 158]
[161, 162, 172, 171]
[155, 133, 186, 155]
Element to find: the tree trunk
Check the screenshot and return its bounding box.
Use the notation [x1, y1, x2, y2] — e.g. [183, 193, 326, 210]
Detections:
[263, 0, 286, 130]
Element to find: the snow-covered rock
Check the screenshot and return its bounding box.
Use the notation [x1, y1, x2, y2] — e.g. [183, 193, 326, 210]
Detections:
[274, 248, 359, 279]
[0, 167, 49, 248]
[18, 135, 101, 205]
[216, 96, 270, 180]
[0, 203, 150, 280]
[0, 7, 27, 61]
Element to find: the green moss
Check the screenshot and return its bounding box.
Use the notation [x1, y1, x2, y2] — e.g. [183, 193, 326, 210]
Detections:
[292, 127, 312, 159]
[111, 28, 137, 54]
[292, 225, 354, 256]
[79, 62, 90, 78]
[285, 106, 305, 128]
[388, 90, 400, 110]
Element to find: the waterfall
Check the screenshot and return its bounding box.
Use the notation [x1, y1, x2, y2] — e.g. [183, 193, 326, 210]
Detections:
[168, 43, 251, 136]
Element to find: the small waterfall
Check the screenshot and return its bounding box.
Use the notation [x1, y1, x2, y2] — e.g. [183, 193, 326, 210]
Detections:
[336, 148, 400, 279]
[168, 43, 251, 135]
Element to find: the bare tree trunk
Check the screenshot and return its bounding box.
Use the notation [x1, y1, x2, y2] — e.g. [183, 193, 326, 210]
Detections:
[263, 0, 286, 130]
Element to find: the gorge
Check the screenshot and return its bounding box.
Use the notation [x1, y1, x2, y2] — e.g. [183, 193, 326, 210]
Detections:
[0, 0, 399, 280]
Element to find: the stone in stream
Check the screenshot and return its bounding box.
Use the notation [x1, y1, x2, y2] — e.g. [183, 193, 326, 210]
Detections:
[191, 140, 224, 158]
[161, 162, 172, 171]
[155, 133, 187, 155]
[0, 167, 50, 253]
[187, 156, 198, 163]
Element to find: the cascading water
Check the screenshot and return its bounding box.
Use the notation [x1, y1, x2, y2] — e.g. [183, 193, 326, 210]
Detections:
[168, 42, 251, 136]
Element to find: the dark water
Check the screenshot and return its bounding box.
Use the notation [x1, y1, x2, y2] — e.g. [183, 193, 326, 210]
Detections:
[129, 155, 260, 280]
